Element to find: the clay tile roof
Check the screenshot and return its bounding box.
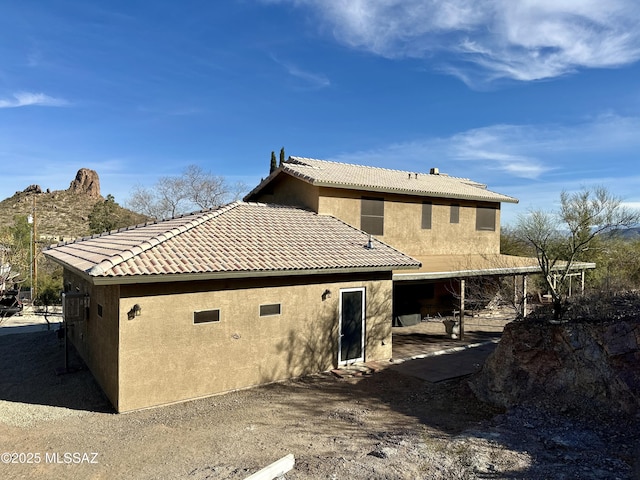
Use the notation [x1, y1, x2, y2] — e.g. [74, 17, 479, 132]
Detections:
[44, 202, 420, 282]
[247, 157, 518, 204]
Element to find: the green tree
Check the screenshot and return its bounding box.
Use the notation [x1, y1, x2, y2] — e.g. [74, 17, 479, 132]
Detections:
[33, 260, 63, 320]
[10, 215, 31, 252]
[587, 235, 640, 292]
[270, 151, 277, 174]
[500, 225, 533, 257]
[0, 215, 32, 291]
[516, 186, 640, 319]
[88, 194, 119, 234]
[89, 194, 151, 234]
[279, 147, 285, 167]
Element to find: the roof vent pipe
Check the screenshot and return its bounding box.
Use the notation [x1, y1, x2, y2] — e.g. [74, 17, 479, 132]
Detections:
[430, 167, 439, 175]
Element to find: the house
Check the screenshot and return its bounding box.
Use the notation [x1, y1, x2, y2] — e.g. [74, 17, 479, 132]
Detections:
[246, 157, 595, 323]
[45, 156, 595, 412]
[44, 202, 420, 412]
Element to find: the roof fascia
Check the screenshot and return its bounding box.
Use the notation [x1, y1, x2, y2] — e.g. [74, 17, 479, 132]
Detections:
[46, 252, 421, 286]
[315, 182, 518, 204]
[88, 263, 420, 286]
[393, 261, 596, 281]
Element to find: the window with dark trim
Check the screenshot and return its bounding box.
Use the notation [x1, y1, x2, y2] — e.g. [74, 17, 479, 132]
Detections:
[476, 206, 497, 231]
[259, 303, 281, 317]
[450, 204, 460, 224]
[194, 309, 221, 324]
[97, 304, 103, 318]
[361, 197, 384, 235]
[421, 202, 432, 229]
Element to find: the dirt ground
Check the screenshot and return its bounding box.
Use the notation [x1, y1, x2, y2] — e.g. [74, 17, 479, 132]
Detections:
[0, 311, 637, 479]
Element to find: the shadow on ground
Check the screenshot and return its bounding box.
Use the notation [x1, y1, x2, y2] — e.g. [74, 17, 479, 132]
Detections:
[0, 330, 113, 413]
[2, 327, 633, 478]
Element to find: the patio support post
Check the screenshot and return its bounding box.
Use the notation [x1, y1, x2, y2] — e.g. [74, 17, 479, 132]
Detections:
[459, 279, 465, 341]
[581, 270, 585, 295]
[522, 275, 528, 318]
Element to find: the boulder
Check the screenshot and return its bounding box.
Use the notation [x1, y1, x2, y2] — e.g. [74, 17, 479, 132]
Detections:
[68, 168, 101, 198]
[469, 319, 640, 414]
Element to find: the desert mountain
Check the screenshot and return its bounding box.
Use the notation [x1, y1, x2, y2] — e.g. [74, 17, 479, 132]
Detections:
[0, 169, 148, 242]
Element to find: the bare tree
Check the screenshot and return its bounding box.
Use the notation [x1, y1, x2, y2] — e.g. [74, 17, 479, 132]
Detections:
[183, 165, 229, 209]
[516, 186, 640, 319]
[127, 165, 248, 220]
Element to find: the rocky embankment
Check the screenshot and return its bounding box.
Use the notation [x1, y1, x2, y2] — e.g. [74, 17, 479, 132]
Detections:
[470, 316, 640, 415]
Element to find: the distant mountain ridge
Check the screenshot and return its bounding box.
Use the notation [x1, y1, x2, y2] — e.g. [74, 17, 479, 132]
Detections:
[606, 228, 640, 241]
[0, 169, 148, 242]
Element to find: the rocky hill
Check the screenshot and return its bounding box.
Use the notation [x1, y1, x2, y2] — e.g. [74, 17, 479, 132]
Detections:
[0, 168, 148, 242]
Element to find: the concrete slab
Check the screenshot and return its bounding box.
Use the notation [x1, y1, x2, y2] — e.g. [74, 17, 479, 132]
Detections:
[389, 340, 499, 383]
[0, 310, 62, 336]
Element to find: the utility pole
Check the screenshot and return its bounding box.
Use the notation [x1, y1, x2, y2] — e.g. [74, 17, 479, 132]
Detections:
[28, 214, 33, 303]
[32, 196, 37, 301]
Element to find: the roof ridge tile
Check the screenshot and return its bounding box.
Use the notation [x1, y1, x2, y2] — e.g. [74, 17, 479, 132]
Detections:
[273, 156, 518, 204]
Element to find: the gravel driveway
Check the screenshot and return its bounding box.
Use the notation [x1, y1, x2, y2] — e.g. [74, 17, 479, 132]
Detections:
[1, 326, 637, 479]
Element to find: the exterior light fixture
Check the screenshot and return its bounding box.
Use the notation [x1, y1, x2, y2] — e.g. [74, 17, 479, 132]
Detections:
[127, 304, 142, 320]
[322, 289, 332, 301]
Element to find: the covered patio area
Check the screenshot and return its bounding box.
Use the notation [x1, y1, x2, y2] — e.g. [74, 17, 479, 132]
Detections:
[391, 307, 513, 361]
[392, 253, 596, 343]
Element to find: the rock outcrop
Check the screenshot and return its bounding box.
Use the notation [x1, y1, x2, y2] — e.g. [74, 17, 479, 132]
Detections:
[68, 168, 101, 198]
[470, 319, 640, 414]
[23, 184, 42, 194]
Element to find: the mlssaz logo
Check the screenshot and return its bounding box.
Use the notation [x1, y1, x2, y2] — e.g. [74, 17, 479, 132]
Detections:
[45, 452, 99, 464]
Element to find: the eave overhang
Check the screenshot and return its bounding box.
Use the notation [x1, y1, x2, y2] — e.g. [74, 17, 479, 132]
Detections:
[393, 261, 596, 282]
[47, 256, 421, 286]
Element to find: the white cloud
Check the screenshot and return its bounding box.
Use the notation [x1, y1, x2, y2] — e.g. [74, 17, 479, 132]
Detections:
[284, 64, 331, 89]
[0, 92, 69, 108]
[270, 55, 331, 90]
[271, 0, 640, 84]
[330, 114, 640, 183]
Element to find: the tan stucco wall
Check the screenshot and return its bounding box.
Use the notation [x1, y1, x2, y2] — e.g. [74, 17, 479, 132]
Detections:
[116, 274, 392, 412]
[63, 271, 120, 410]
[249, 174, 319, 211]
[317, 187, 502, 257]
[248, 175, 503, 257]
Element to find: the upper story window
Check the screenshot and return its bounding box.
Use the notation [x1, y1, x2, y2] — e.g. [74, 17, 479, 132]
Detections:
[421, 202, 432, 229]
[361, 197, 384, 235]
[450, 204, 460, 224]
[476, 206, 497, 231]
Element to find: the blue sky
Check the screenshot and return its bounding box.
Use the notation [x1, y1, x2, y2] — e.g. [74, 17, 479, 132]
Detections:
[1, 0, 639, 226]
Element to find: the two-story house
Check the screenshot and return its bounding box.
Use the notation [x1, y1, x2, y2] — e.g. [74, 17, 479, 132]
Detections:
[44, 155, 594, 412]
[246, 157, 589, 326]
